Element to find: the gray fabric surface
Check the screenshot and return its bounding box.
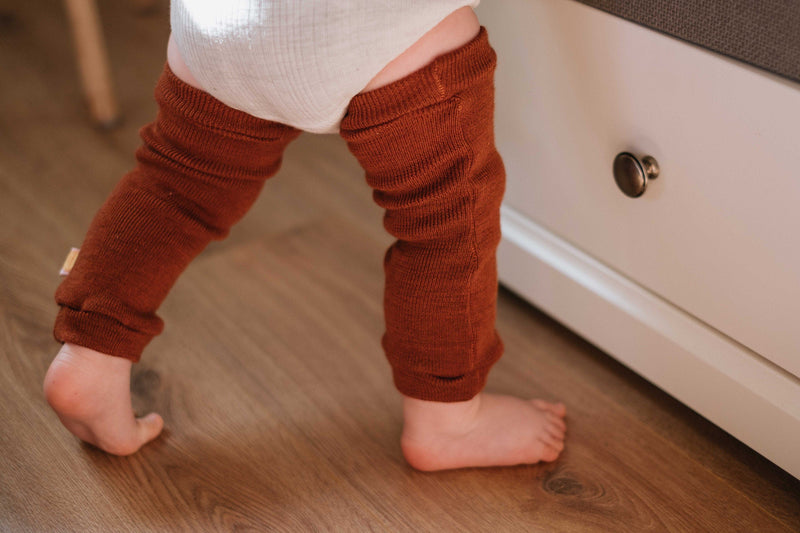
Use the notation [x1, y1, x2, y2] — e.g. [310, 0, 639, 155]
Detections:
[572, 0, 800, 84]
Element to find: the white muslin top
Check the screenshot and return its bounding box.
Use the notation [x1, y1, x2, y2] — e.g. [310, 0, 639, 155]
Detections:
[171, 0, 481, 134]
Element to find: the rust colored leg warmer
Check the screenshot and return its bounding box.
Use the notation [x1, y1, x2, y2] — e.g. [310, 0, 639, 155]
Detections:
[340, 27, 506, 402]
[54, 65, 301, 361]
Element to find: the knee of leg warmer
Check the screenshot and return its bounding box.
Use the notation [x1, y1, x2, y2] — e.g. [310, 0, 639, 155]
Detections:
[340, 28, 506, 401]
[54, 64, 301, 361]
[136, 65, 303, 234]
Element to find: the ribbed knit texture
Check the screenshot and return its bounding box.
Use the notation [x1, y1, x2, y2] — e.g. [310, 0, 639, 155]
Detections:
[54, 28, 505, 402]
[171, 0, 481, 133]
[340, 27, 506, 402]
[54, 65, 301, 361]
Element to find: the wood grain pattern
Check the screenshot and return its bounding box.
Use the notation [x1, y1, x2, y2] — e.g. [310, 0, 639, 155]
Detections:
[1, 1, 798, 531]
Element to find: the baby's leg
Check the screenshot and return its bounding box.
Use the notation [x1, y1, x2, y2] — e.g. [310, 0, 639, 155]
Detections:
[341, 9, 566, 471]
[54, 38, 301, 359]
[46, 40, 301, 454]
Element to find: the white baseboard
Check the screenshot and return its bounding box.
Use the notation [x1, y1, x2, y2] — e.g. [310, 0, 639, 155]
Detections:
[498, 205, 800, 479]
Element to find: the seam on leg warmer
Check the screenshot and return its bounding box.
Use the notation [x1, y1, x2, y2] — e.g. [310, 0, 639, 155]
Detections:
[452, 95, 480, 375]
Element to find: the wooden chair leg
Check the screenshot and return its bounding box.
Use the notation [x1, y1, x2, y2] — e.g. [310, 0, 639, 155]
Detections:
[63, 0, 120, 127]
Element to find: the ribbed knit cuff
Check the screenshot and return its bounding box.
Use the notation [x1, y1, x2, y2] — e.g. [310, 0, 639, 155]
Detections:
[341, 26, 496, 130]
[159, 63, 299, 139]
[390, 334, 504, 402]
[54, 306, 159, 362]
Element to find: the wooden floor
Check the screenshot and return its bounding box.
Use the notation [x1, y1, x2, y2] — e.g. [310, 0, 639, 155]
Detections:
[1, 1, 798, 531]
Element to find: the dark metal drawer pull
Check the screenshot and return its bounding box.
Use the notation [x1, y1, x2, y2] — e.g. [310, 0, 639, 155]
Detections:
[613, 152, 660, 198]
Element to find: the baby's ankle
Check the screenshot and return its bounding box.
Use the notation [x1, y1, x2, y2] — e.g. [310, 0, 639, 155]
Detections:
[401, 393, 482, 436]
[44, 343, 131, 417]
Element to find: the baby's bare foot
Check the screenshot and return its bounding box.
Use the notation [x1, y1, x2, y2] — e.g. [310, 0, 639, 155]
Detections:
[400, 393, 566, 471]
[44, 343, 163, 455]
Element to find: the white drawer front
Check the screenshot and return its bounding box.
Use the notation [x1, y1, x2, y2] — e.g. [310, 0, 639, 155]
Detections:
[479, 0, 800, 375]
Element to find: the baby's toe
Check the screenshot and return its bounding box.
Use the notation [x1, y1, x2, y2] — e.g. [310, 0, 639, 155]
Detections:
[550, 402, 567, 417]
[546, 422, 565, 441]
[540, 442, 563, 462]
[546, 412, 567, 432]
[533, 399, 567, 418]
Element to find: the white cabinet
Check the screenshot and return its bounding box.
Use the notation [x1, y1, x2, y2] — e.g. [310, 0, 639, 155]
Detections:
[478, 0, 800, 478]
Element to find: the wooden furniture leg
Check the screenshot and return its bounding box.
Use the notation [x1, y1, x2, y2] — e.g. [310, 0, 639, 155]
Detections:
[63, 0, 119, 127]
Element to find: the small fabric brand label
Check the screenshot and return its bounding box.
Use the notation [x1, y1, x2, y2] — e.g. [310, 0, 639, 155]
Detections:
[60, 247, 80, 276]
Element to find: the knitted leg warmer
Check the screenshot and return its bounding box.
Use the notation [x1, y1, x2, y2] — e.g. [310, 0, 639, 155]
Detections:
[339, 27, 506, 402]
[54, 65, 301, 361]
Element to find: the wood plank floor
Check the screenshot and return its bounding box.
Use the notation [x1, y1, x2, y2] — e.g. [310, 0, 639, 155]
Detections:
[1, 1, 798, 531]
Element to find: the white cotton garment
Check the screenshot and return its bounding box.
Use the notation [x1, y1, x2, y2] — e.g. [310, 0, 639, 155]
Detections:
[171, 0, 481, 134]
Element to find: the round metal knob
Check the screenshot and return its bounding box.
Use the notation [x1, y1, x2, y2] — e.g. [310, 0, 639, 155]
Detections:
[613, 152, 660, 198]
